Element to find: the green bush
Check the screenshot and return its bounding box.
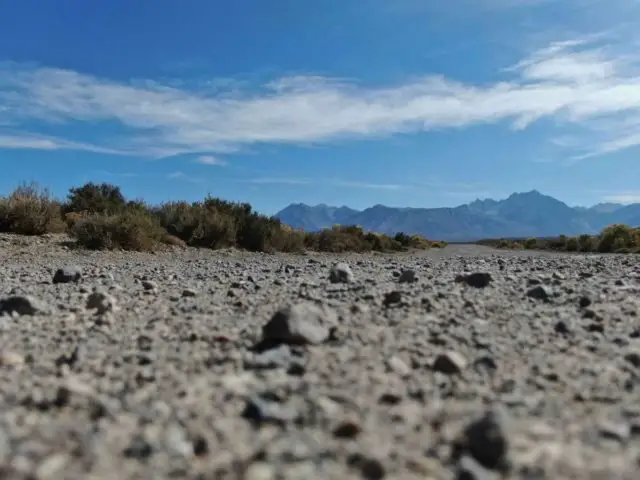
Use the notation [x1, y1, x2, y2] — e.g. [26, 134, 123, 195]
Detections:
[1, 180, 445, 254]
[70, 210, 166, 251]
[65, 182, 127, 215]
[0, 183, 66, 235]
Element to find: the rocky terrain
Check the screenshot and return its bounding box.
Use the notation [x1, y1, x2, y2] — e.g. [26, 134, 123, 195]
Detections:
[1, 233, 640, 479]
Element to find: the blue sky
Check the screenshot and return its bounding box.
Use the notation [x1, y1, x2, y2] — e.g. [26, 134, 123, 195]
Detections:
[2, 0, 640, 214]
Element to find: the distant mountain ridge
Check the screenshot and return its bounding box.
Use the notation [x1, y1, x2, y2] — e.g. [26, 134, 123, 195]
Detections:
[275, 190, 640, 242]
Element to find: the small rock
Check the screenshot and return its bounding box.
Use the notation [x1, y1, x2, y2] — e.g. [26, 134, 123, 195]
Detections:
[554, 320, 572, 335]
[182, 288, 197, 297]
[383, 291, 402, 307]
[246, 344, 305, 371]
[433, 350, 468, 374]
[0, 351, 25, 367]
[526, 285, 552, 301]
[456, 272, 492, 288]
[123, 435, 153, 459]
[346, 453, 386, 480]
[598, 419, 630, 442]
[578, 296, 592, 308]
[329, 262, 354, 283]
[142, 280, 158, 291]
[456, 455, 498, 480]
[53, 266, 82, 284]
[398, 269, 417, 283]
[244, 463, 275, 480]
[456, 405, 511, 473]
[333, 420, 362, 439]
[386, 356, 411, 377]
[86, 291, 118, 314]
[261, 302, 336, 345]
[624, 350, 640, 368]
[0, 295, 47, 316]
[242, 395, 299, 426]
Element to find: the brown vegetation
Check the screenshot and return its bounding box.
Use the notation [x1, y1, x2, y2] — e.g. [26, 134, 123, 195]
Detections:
[0, 181, 446, 253]
[478, 224, 640, 254]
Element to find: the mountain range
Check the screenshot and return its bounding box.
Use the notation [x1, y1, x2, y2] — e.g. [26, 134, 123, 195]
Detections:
[274, 191, 640, 242]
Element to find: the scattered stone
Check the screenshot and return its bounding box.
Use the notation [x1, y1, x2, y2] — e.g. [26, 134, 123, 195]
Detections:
[346, 453, 386, 480]
[526, 285, 552, 301]
[329, 262, 354, 283]
[261, 302, 336, 345]
[455, 405, 511, 473]
[398, 269, 417, 283]
[456, 272, 492, 288]
[142, 280, 158, 291]
[333, 419, 362, 439]
[53, 266, 82, 284]
[181, 288, 197, 297]
[578, 295, 592, 308]
[383, 291, 402, 307]
[86, 291, 118, 314]
[386, 355, 411, 377]
[241, 395, 300, 426]
[0, 295, 47, 316]
[433, 350, 468, 374]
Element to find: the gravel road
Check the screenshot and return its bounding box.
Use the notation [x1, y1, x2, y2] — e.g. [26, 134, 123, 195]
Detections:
[1, 233, 639, 479]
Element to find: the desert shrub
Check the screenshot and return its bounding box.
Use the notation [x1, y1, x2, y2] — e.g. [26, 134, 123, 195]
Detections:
[524, 238, 538, 249]
[597, 224, 638, 253]
[565, 237, 579, 252]
[70, 210, 166, 251]
[65, 182, 127, 215]
[0, 183, 65, 235]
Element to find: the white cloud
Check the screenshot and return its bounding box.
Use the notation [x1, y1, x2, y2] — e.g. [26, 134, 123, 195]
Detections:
[244, 177, 409, 190]
[2, 33, 640, 159]
[602, 193, 640, 204]
[195, 155, 227, 166]
[0, 132, 125, 154]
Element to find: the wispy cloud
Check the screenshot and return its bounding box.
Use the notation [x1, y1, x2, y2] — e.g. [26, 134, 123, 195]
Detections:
[601, 193, 640, 204]
[0, 132, 126, 154]
[195, 155, 228, 166]
[244, 177, 409, 190]
[2, 31, 640, 159]
[167, 171, 205, 184]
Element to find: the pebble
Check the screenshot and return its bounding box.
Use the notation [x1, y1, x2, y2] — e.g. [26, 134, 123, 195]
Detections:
[52, 266, 82, 284]
[398, 269, 417, 283]
[433, 350, 468, 374]
[329, 263, 354, 283]
[526, 285, 552, 301]
[456, 272, 492, 288]
[0, 295, 47, 316]
[86, 291, 118, 314]
[261, 302, 336, 345]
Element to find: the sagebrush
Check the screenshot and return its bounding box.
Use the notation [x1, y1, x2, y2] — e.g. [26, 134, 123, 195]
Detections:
[0, 181, 446, 253]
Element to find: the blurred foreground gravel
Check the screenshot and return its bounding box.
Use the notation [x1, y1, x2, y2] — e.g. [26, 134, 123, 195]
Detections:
[1, 233, 640, 479]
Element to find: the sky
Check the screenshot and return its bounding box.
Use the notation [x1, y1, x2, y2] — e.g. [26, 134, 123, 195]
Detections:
[2, 0, 640, 214]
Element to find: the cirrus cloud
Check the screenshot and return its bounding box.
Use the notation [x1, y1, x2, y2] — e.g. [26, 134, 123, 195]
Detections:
[1, 33, 640, 160]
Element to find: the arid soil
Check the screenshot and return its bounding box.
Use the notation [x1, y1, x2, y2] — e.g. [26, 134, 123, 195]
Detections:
[1, 233, 640, 479]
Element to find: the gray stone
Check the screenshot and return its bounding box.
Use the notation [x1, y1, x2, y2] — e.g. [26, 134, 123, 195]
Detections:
[261, 302, 336, 345]
[329, 262, 354, 283]
[53, 266, 82, 284]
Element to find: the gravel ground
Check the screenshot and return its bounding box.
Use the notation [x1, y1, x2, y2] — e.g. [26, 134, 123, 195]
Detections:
[1, 233, 640, 479]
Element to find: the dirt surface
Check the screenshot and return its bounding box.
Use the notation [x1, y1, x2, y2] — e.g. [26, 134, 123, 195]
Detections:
[1, 233, 640, 479]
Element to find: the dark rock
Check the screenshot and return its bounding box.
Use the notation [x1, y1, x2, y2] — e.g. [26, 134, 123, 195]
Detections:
[526, 285, 551, 301]
[261, 303, 335, 345]
[456, 272, 492, 288]
[398, 269, 417, 284]
[53, 266, 82, 284]
[0, 295, 47, 316]
[433, 351, 467, 374]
